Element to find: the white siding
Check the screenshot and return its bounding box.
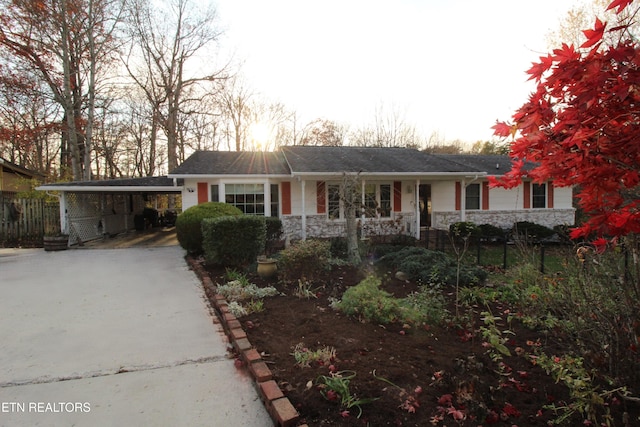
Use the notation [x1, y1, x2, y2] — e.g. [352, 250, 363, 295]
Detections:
[490, 186, 522, 210]
[431, 181, 456, 211]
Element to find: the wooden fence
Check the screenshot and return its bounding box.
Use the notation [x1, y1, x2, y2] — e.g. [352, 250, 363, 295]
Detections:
[0, 195, 60, 247]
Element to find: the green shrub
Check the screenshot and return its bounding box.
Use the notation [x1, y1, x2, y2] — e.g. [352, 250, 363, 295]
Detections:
[512, 221, 555, 241]
[335, 276, 402, 324]
[277, 239, 332, 284]
[329, 237, 348, 259]
[265, 217, 283, 241]
[401, 286, 449, 325]
[202, 215, 266, 266]
[377, 246, 487, 286]
[176, 202, 242, 254]
[478, 223, 507, 238]
[449, 221, 479, 240]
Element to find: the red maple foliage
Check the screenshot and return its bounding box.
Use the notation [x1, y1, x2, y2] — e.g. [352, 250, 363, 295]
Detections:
[491, 0, 640, 239]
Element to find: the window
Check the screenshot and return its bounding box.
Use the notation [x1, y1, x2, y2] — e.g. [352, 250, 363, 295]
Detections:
[210, 185, 219, 202]
[380, 184, 391, 217]
[465, 183, 480, 210]
[327, 184, 341, 219]
[225, 183, 265, 215]
[532, 183, 546, 208]
[270, 184, 279, 217]
[364, 184, 377, 217]
[364, 183, 391, 217]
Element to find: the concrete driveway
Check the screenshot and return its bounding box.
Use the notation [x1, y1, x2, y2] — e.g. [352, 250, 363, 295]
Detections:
[0, 246, 271, 427]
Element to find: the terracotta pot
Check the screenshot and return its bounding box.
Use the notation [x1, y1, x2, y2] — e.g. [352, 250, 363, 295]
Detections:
[257, 259, 277, 279]
[43, 235, 69, 251]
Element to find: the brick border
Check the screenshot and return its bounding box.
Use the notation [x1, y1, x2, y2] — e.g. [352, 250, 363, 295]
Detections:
[186, 255, 305, 427]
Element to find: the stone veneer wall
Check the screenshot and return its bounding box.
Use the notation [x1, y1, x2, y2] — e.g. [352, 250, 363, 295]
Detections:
[282, 209, 574, 240]
[432, 208, 576, 230]
[281, 213, 414, 241]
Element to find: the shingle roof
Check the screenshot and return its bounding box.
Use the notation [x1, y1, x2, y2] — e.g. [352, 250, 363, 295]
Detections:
[169, 151, 290, 176]
[37, 176, 182, 192]
[434, 154, 533, 175]
[281, 146, 482, 174]
[0, 157, 46, 178]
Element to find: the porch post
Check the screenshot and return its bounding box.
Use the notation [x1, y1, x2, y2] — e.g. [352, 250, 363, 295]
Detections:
[415, 179, 420, 239]
[59, 192, 68, 234]
[361, 179, 366, 232]
[301, 179, 307, 240]
[264, 181, 271, 217]
[460, 178, 466, 222]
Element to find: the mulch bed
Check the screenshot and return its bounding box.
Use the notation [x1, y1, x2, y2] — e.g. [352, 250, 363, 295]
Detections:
[203, 262, 638, 426]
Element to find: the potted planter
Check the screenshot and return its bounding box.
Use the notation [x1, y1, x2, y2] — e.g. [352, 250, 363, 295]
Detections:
[257, 257, 277, 279]
[43, 234, 69, 251]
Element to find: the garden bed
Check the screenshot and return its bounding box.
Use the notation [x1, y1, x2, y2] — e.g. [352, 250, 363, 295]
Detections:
[203, 262, 638, 426]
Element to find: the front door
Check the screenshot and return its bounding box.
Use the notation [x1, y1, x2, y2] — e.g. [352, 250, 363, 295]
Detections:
[419, 184, 431, 227]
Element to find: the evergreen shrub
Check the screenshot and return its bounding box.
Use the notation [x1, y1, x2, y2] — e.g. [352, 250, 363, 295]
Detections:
[175, 202, 242, 254]
[202, 215, 266, 266]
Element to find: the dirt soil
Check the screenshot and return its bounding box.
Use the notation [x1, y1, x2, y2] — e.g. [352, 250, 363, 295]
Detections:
[204, 263, 637, 427]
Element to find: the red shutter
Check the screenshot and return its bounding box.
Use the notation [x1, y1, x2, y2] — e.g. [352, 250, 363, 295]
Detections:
[523, 182, 531, 209]
[197, 182, 208, 204]
[547, 182, 554, 208]
[317, 181, 326, 214]
[281, 182, 291, 215]
[393, 181, 402, 212]
[455, 181, 461, 211]
[482, 181, 490, 210]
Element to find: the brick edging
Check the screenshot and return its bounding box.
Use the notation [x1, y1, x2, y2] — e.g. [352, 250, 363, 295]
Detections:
[186, 255, 304, 427]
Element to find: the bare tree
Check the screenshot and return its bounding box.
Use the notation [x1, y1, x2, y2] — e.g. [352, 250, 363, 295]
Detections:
[340, 173, 362, 265]
[546, 0, 640, 49]
[350, 102, 422, 148]
[0, 0, 126, 180]
[299, 118, 348, 147]
[124, 0, 228, 169]
[468, 140, 509, 155]
[0, 72, 61, 177]
[220, 76, 254, 151]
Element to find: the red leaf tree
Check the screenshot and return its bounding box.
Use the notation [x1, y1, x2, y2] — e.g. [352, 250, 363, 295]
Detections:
[491, 0, 640, 239]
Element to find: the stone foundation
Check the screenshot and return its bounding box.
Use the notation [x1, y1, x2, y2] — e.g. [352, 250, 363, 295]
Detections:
[432, 208, 575, 230]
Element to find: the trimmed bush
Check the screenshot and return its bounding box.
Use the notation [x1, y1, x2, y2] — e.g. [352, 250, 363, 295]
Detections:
[202, 216, 266, 266]
[277, 239, 332, 284]
[176, 202, 242, 254]
[478, 223, 507, 240]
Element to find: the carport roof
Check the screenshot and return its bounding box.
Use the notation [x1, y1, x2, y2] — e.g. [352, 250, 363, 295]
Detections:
[36, 176, 183, 193]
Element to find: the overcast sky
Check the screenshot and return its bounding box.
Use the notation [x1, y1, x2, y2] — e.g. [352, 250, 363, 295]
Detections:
[215, 0, 584, 144]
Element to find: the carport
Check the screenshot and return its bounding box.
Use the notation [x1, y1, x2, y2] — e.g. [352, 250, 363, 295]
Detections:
[37, 177, 182, 246]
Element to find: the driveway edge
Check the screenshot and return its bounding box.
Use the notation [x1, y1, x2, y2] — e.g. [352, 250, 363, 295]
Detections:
[186, 255, 305, 427]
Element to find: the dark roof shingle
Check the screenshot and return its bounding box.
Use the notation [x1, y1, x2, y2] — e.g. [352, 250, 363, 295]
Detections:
[281, 146, 482, 174]
[169, 151, 290, 176]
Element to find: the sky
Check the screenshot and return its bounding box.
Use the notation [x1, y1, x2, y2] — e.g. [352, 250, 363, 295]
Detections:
[214, 0, 584, 144]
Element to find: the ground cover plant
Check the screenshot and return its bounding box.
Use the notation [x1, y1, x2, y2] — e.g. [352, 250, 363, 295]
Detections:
[202, 238, 640, 426]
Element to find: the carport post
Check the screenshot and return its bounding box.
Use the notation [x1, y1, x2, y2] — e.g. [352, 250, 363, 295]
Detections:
[59, 192, 69, 234]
